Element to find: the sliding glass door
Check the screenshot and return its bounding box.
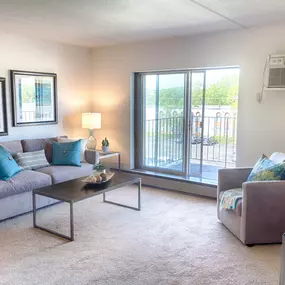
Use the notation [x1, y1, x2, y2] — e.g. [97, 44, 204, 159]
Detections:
[141, 72, 188, 175]
[135, 67, 239, 181]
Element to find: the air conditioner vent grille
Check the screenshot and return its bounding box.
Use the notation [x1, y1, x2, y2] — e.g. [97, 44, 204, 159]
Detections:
[268, 67, 285, 88]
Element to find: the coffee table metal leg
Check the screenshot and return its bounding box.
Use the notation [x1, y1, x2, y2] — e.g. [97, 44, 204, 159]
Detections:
[33, 192, 36, 227]
[103, 179, 141, 211]
[70, 202, 74, 241]
[32, 194, 74, 241]
[138, 179, 141, 211]
[118, 153, 121, 170]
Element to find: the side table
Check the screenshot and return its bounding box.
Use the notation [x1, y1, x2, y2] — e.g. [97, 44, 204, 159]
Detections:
[98, 150, 121, 170]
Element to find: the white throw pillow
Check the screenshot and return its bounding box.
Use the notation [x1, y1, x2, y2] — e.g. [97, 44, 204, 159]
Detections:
[57, 137, 87, 162]
[15, 150, 49, 170]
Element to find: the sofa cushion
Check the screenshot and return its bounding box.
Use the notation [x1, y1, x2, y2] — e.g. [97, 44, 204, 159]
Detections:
[45, 142, 53, 163]
[0, 170, 52, 199]
[36, 163, 94, 184]
[21, 138, 57, 163]
[22, 138, 53, 163]
[21, 136, 68, 152]
[0, 140, 23, 156]
[21, 138, 55, 152]
[85, 149, 99, 165]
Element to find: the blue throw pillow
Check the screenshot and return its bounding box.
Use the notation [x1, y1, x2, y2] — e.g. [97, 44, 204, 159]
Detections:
[0, 146, 21, 180]
[52, 140, 82, 167]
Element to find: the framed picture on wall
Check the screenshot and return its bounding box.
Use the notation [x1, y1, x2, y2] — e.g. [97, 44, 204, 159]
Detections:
[0, 77, 8, 136]
[10, 70, 57, 126]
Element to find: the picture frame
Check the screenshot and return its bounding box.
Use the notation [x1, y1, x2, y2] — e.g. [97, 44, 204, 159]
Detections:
[0, 77, 8, 136]
[10, 70, 58, 126]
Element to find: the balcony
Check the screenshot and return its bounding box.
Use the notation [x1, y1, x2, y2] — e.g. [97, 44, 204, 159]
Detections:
[144, 114, 237, 181]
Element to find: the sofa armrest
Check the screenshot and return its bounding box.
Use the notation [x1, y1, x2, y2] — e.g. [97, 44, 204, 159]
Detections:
[85, 150, 99, 165]
[241, 180, 285, 244]
[218, 167, 252, 199]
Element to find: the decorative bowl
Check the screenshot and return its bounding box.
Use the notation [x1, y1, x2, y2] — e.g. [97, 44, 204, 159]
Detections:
[82, 171, 114, 185]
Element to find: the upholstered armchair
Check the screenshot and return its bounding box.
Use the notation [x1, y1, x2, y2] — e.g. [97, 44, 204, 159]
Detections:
[217, 153, 285, 245]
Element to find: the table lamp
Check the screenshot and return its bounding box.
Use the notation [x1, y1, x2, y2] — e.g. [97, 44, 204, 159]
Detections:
[82, 113, 101, 150]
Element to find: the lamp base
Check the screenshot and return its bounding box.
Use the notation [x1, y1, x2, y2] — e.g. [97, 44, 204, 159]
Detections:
[86, 130, 97, 150]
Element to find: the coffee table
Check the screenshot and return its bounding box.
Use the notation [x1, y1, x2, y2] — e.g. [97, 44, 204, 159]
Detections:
[32, 171, 141, 241]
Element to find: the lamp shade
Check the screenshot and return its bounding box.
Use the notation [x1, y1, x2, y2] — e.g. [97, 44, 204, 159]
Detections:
[82, 113, 101, 129]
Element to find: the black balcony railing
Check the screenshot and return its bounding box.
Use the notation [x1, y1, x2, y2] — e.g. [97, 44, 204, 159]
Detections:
[144, 115, 237, 169]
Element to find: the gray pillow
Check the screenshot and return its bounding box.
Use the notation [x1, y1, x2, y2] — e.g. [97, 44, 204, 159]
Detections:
[14, 150, 49, 170]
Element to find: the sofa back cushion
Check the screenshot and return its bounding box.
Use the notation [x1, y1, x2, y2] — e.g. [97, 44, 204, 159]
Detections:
[21, 138, 56, 152]
[21, 137, 67, 163]
[0, 140, 23, 156]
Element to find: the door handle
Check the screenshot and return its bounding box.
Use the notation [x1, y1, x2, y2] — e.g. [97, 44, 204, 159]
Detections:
[188, 121, 192, 131]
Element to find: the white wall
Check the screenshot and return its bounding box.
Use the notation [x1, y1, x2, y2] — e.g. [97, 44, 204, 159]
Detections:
[0, 32, 92, 142]
[92, 25, 285, 168]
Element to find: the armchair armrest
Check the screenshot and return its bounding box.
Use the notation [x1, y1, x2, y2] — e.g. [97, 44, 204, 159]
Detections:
[241, 180, 285, 244]
[218, 167, 252, 199]
[84, 150, 99, 165]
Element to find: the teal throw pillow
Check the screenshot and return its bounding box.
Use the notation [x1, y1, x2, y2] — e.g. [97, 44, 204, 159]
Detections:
[247, 154, 285, 181]
[52, 140, 82, 167]
[0, 146, 21, 180]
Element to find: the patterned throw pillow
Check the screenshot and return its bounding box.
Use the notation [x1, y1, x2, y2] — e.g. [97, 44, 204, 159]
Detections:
[0, 146, 21, 180]
[15, 150, 50, 170]
[247, 155, 285, 181]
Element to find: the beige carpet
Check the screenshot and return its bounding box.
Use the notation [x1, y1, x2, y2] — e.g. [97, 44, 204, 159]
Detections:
[0, 186, 281, 285]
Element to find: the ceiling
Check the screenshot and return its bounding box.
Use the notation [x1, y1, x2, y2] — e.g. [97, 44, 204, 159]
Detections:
[0, 0, 284, 47]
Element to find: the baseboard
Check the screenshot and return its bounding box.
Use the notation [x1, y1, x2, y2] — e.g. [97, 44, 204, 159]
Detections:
[120, 169, 217, 199]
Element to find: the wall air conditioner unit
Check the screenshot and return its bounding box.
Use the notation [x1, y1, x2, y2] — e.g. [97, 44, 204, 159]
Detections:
[265, 54, 285, 90]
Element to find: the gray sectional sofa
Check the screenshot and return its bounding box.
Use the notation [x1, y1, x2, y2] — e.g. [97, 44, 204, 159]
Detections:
[0, 137, 96, 221]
